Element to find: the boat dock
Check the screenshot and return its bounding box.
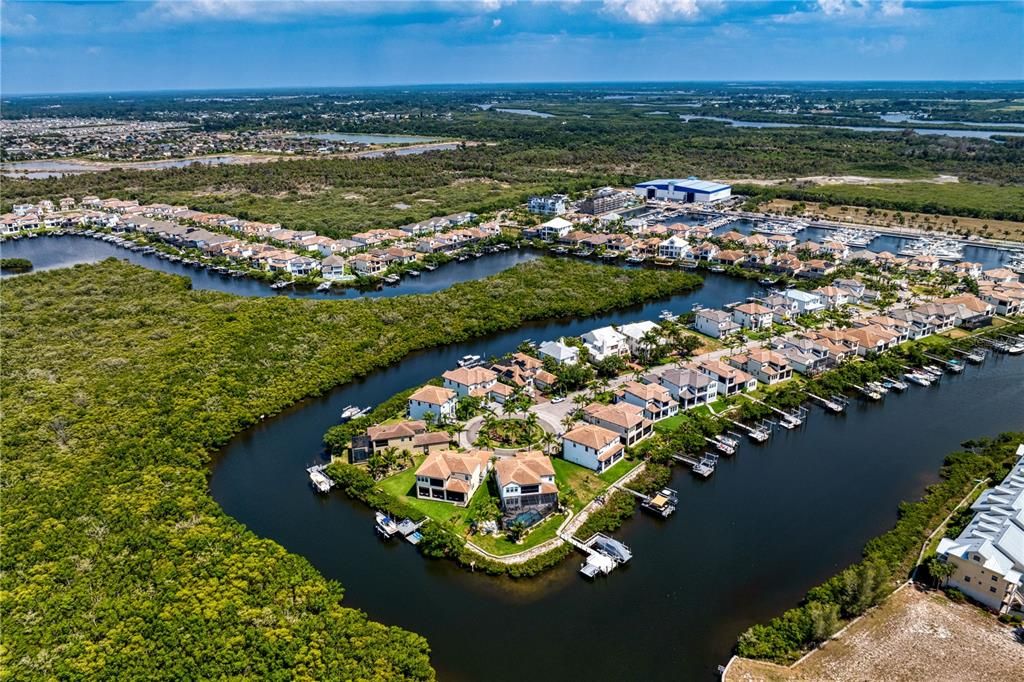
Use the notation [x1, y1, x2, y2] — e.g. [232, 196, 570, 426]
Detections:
[307, 464, 334, 493]
[805, 392, 846, 413]
[953, 347, 988, 364]
[742, 395, 806, 428]
[614, 483, 679, 518]
[725, 418, 771, 442]
[565, 531, 634, 579]
[673, 452, 718, 477]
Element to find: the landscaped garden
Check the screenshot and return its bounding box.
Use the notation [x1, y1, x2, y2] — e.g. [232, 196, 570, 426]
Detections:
[475, 415, 545, 448]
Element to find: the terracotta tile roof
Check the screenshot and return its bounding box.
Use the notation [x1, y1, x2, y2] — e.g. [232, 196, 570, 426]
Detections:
[412, 432, 451, 447]
[494, 452, 557, 488]
[584, 402, 647, 429]
[619, 380, 672, 403]
[734, 302, 772, 315]
[563, 423, 620, 450]
[443, 366, 498, 386]
[367, 420, 426, 441]
[408, 385, 457, 405]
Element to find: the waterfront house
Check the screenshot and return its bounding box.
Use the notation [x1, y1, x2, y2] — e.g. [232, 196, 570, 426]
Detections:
[767, 234, 797, 251]
[348, 253, 387, 276]
[773, 253, 804, 276]
[615, 381, 678, 421]
[538, 338, 579, 366]
[414, 450, 491, 506]
[442, 366, 498, 397]
[692, 359, 758, 397]
[936, 294, 995, 327]
[562, 424, 624, 473]
[937, 444, 1024, 615]
[349, 420, 430, 461]
[978, 283, 1024, 316]
[819, 240, 849, 260]
[741, 234, 770, 249]
[694, 242, 720, 261]
[803, 259, 837, 279]
[538, 216, 573, 241]
[581, 326, 629, 362]
[618, 320, 663, 357]
[494, 451, 559, 515]
[731, 302, 773, 331]
[783, 289, 825, 315]
[320, 255, 350, 281]
[980, 268, 1020, 285]
[715, 249, 746, 268]
[658, 235, 691, 260]
[694, 309, 740, 339]
[583, 402, 652, 446]
[763, 294, 796, 323]
[654, 368, 718, 409]
[727, 349, 793, 385]
[776, 345, 827, 375]
[840, 325, 900, 356]
[408, 385, 458, 423]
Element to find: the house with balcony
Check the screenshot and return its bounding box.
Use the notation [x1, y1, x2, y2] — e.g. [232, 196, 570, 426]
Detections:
[348, 253, 387, 276]
[731, 302, 774, 331]
[408, 385, 458, 423]
[583, 402, 652, 446]
[658, 235, 691, 260]
[617, 320, 663, 357]
[321, 255, 351, 281]
[937, 444, 1024, 615]
[414, 450, 492, 507]
[814, 286, 850, 309]
[653, 367, 718, 409]
[692, 359, 758, 397]
[783, 289, 825, 315]
[694, 309, 740, 339]
[581, 326, 629, 362]
[494, 451, 559, 516]
[727, 349, 793, 385]
[538, 216, 573, 241]
[442, 366, 498, 397]
[614, 381, 678, 421]
[562, 424, 624, 473]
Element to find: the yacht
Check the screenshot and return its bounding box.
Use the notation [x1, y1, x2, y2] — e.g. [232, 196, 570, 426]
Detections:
[752, 221, 802, 236]
[832, 228, 879, 247]
[458, 354, 481, 367]
[316, 282, 331, 292]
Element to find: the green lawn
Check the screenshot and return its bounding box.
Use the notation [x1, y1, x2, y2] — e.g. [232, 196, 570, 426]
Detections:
[377, 457, 471, 524]
[552, 457, 608, 511]
[597, 456, 642, 484]
[470, 511, 565, 555]
[654, 414, 686, 434]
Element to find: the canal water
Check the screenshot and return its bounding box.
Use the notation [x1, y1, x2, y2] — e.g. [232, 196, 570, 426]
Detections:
[0, 235, 541, 300]
[206, 281, 1024, 679]
[678, 115, 1024, 140]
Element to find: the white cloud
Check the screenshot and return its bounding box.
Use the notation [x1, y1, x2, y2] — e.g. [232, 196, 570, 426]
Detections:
[880, 0, 904, 17]
[492, 18, 503, 27]
[856, 34, 907, 54]
[602, 0, 714, 24]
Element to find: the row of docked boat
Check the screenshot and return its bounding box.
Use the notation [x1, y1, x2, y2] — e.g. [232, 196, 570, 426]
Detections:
[985, 334, 1024, 355]
[752, 220, 807, 236]
[831, 227, 879, 247]
[375, 512, 424, 544]
[340, 404, 372, 421]
[897, 237, 964, 261]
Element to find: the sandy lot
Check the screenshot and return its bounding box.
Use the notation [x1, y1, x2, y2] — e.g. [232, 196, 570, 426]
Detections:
[726, 586, 1024, 682]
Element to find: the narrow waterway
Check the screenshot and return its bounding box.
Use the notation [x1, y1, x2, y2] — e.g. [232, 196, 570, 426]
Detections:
[0, 235, 541, 299]
[207, 287, 1024, 679]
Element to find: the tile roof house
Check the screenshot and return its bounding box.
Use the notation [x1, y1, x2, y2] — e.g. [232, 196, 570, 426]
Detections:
[692, 359, 758, 397]
[494, 451, 558, 515]
[442, 366, 498, 397]
[937, 444, 1024, 615]
[583, 402, 652, 446]
[562, 424, 624, 473]
[408, 385, 458, 423]
[731, 302, 774, 330]
[614, 381, 679, 421]
[414, 450, 492, 506]
[694, 309, 740, 339]
[653, 368, 718, 409]
[727, 349, 793, 385]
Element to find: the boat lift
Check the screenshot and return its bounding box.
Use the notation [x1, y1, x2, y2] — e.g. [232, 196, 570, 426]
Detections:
[805, 392, 845, 413]
[742, 395, 806, 428]
[725, 417, 771, 442]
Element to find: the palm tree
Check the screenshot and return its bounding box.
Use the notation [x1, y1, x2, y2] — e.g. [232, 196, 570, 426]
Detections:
[539, 430, 559, 455]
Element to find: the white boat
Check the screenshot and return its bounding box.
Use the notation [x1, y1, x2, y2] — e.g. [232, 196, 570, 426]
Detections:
[308, 467, 333, 493]
[340, 405, 361, 420]
[753, 221, 802, 236]
[832, 228, 879, 247]
[375, 512, 399, 539]
[904, 372, 932, 387]
[316, 282, 331, 291]
[407, 270, 421, 277]
[658, 309, 678, 322]
[458, 354, 481, 367]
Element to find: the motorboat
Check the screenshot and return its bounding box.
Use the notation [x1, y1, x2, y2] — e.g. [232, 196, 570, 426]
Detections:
[458, 354, 481, 367]
[316, 282, 332, 291]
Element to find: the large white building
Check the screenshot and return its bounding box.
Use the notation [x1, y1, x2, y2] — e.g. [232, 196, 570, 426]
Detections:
[634, 178, 732, 203]
[581, 326, 629, 362]
[937, 444, 1024, 615]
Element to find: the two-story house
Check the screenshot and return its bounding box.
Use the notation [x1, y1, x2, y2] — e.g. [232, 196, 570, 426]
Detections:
[408, 385, 458, 423]
[653, 368, 718, 409]
[562, 424, 624, 473]
[442, 366, 498, 397]
[614, 381, 678, 421]
[414, 450, 492, 506]
[583, 402, 652, 446]
[494, 451, 559, 515]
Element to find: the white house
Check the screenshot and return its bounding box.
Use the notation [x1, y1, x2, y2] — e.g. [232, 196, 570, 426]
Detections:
[414, 450, 491, 506]
[783, 289, 825, 315]
[814, 286, 850, 310]
[583, 402, 652, 446]
[581, 326, 629, 362]
[937, 444, 1024, 614]
[408, 385, 458, 423]
[694, 309, 740, 339]
[538, 338, 579, 365]
[731, 302, 774, 331]
[442, 366, 498, 397]
[562, 424, 624, 473]
[494, 452, 559, 514]
[320, 255, 350, 281]
[538, 216, 573, 241]
[528, 194, 568, 215]
[617, 320, 662, 357]
[728, 349, 793, 385]
[658, 235, 691, 260]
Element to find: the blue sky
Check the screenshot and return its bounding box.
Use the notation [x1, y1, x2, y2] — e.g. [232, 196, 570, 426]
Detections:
[2, 1, 1022, 94]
